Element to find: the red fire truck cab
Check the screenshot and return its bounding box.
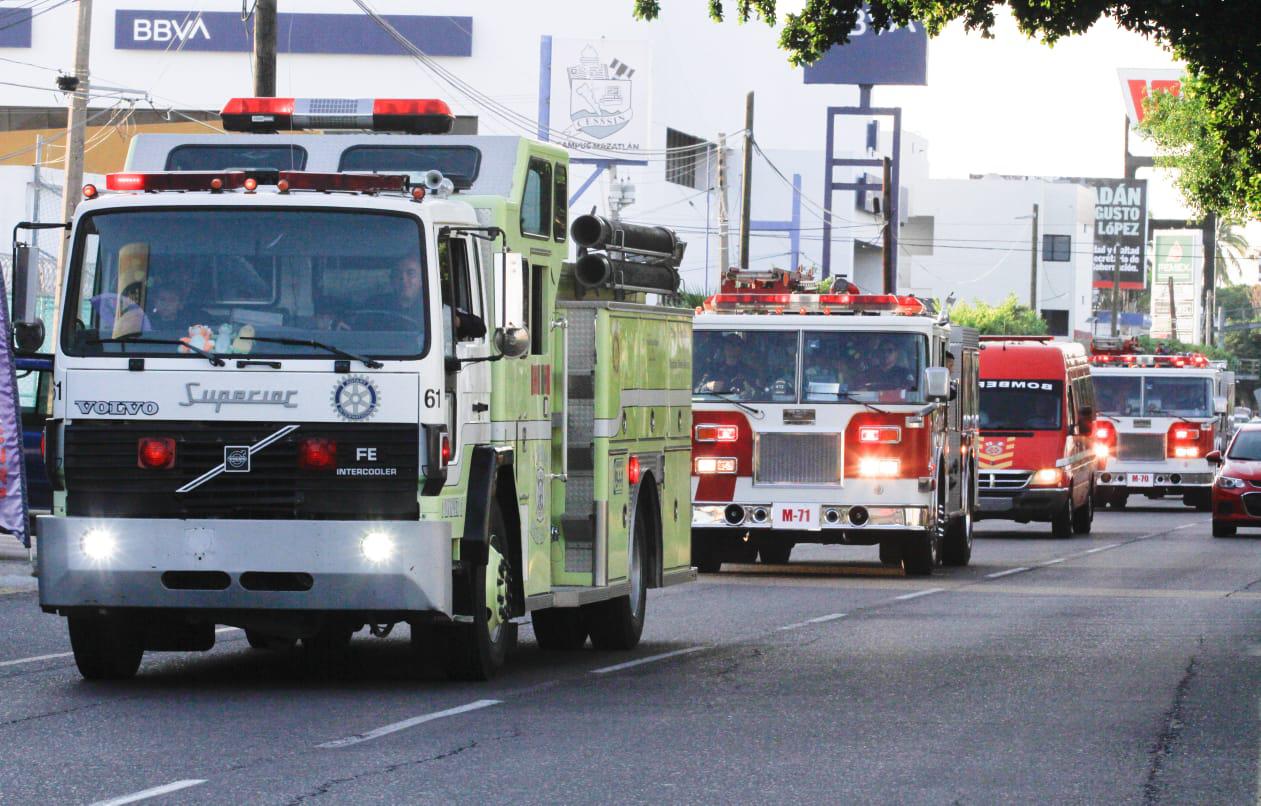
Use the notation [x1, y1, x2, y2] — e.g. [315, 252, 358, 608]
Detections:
[975, 337, 1098, 537]
[690, 269, 979, 576]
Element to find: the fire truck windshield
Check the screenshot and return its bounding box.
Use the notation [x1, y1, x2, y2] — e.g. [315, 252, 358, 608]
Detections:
[979, 380, 1063, 430]
[64, 208, 429, 360]
[1095, 375, 1212, 418]
[692, 329, 927, 405]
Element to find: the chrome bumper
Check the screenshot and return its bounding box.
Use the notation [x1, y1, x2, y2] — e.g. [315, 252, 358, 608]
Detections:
[693, 504, 928, 531]
[36, 516, 452, 614]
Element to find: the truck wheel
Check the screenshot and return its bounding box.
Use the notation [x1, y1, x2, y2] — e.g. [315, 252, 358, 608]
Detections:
[1072, 491, 1094, 534]
[531, 608, 588, 650]
[692, 532, 722, 574]
[1112, 494, 1128, 510]
[1212, 520, 1236, 538]
[1051, 498, 1074, 538]
[878, 540, 902, 566]
[1092, 488, 1111, 509]
[301, 621, 355, 677]
[904, 486, 944, 575]
[942, 471, 974, 567]
[585, 495, 651, 651]
[68, 615, 144, 680]
[443, 502, 518, 680]
[1192, 491, 1213, 512]
[758, 541, 793, 565]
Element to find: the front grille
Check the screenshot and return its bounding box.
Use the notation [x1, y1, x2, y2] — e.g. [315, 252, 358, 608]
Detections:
[1243, 493, 1261, 517]
[755, 432, 841, 485]
[979, 470, 1031, 490]
[65, 420, 419, 520]
[1117, 433, 1166, 462]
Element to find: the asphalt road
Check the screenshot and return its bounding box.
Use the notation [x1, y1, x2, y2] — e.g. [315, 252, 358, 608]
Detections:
[1, 501, 1258, 804]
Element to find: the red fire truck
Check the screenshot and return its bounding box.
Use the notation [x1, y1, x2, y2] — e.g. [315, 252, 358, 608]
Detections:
[1090, 339, 1234, 510]
[690, 269, 979, 576]
[975, 337, 1098, 537]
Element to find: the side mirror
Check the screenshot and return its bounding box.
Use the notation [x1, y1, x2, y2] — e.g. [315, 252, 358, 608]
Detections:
[1079, 405, 1094, 422]
[1214, 396, 1228, 415]
[493, 251, 529, 359]
[13, 319, 45, 354]
[1073, 420, 1091, 437]
[455, 310, 487, 341]
[1206, 449, 1222, 465]
[924, 366, 950, 401]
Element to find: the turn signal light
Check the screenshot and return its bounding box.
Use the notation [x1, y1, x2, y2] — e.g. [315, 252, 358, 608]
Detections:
[628, 455, 642, 484]
[693, 457, 736, 475]
[298, 437, 337, 471]
[694, 424, 739, 442]
[137, 437, 176, 469]
[858, 426, 901, 444]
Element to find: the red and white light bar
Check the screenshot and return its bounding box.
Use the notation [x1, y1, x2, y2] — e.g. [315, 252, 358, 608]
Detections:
[102, 170, 409, 195]
[1089, 353, 1211, 368]
[702, 292, 928, 316]
[220, 97, 454, 134]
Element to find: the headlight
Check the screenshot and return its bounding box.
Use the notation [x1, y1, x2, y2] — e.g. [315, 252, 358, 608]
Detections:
[81, 528, 117, 561]
[858, 457, 900, 477]
[693, 457, 737, 474]
[1173, 446, 1199, 458]
[1030, 468, 1065, 487]
[1093, 443, 1110, 460]
[1216, 476, 1246, 490]
[361, 531, 395, 563]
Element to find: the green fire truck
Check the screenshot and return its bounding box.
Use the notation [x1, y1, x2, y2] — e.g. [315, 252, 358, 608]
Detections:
[18, 97, 694, 681]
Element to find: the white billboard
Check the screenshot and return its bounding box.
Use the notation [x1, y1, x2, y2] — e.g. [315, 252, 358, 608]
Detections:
[548, 38, 651, 156]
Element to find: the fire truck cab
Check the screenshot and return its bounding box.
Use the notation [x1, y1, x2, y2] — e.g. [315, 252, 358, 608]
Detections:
[1090, 339, 1233, 510]
[690, 269, 979, 576]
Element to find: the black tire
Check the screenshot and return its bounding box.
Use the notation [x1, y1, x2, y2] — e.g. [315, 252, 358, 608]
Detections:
[878, 540, 902, 566]
[942, 469, 974, 567]
[1072, 489, 1094, 534]
[758, 541, 793, 565]
[1092, 488, 1111, 509]
[1193, 491, 1213, 513]
[1212, 520, 1237, 538]
[531, 608, 588, 650]
[1051, 497, 1074, 538]
[442, 501, 518, 680]
[1112, 494, 1128, 510]
[904, 482, 944, 575]
[692, 532, 722, 574]
[68, 615, 144, 681]
[585, 493, 652, 651]
[246, 629, 297, 650]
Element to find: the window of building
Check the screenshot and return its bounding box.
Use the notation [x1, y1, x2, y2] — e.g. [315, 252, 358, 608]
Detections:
[1041, 309, 1069, 336]
[1043, 234, 1071, 262]
[665, 128, 714, 190]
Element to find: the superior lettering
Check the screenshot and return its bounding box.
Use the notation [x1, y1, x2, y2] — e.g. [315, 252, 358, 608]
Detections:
[180, 383, 299, 413]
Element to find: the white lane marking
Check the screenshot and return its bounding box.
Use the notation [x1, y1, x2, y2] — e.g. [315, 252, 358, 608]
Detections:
[986, 567, 1030, 579]
[0, 651, 74, 668]
[214, 627, 241, 634]
[777, 613, 847, 632]
[1083, 543, 1122, 554]
[1255, 696, 1261, 806]
[90, 779, 207, 806]
[318, 699, 502, 749]
[1039, 558, 1067, 566]
[895, 588, 944, 601]
[591, 646, 706, 675]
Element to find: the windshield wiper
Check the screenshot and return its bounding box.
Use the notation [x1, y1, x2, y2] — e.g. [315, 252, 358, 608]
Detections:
[837, 391, 889, 415]
[694, 390, 763, 418]
[239, 336, 383, 369]
[85, 334, 225, 367]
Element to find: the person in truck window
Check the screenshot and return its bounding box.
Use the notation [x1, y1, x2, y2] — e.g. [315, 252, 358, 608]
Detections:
[145, 274, 212, 333]
[863, 339, 914, 390]
[698, 335, 758, 397]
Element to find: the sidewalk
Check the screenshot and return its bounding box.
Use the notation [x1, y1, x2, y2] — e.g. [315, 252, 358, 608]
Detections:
[0, 536, 37, 594]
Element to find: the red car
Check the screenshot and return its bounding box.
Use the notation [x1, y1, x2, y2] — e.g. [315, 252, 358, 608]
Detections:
[1208, 424, 1261, 536]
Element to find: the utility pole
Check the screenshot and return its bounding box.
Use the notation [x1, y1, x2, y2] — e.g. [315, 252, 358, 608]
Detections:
[716, 132, 729, 275]
[53, 0, 93, 350]
[881, 156, 893, 293]
[1168, 275, 1178, 343]
[738, 92, 754, 269]
[252, 0, 278, 97]
[1029, 203, 1039, 310]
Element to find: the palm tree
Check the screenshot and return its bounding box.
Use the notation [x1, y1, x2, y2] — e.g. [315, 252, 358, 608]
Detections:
[1216, 224, 1252, 286]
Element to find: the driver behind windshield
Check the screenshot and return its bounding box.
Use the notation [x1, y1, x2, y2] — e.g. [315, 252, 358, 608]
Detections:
[697, 335, 759, 397]
[862, 338, 915, 390]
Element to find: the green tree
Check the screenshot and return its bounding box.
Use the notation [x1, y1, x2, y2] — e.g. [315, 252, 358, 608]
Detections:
[633, 1, 1259, 215]
[1139, 75, 1259, 221]
[949, 294, 1047, 335]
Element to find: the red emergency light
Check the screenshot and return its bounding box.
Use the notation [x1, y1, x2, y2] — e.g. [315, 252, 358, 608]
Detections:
[278, 171, 407, 194]
[106, 171, 248, 192]
[220, 97, 454, 134]
[1089, 352, 1211, 368]
[703, 292, 927, 316]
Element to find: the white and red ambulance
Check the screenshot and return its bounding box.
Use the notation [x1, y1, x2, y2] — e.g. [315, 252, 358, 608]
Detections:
[690, 269, 979, 576]
[1090, 339, 1233, 510]
[975, 337, 1098, 537]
